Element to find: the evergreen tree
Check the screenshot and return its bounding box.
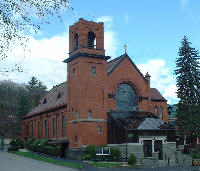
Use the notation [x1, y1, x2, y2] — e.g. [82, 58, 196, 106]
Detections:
[175, 36, 200, 143]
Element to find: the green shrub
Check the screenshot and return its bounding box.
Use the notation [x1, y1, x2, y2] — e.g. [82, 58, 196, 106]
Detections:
[43, 146, 60, 156]
[27, 139, 41, 152]
[8, 147, 19, 152]
[26, 137, 35, 146]
[85, 145, 97, 158]
[10, 138, 23, 149]
[110, 147, 120, 161]
[82, 153, 92, 160]
[36, 139, 51, 153]
[192, 153, 200, 159]
[128, 153, 136, 165]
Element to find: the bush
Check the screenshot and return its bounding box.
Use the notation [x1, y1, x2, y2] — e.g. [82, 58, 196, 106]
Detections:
[36, 139, 51, 153]
[192, 153, 200, 159]
[43, 146, 60, 156]
[27, 139, 41, 152]
[8, 147, 19, 152]
[85, 145, 97, 158]
[110, 147, 120, 161]
[128, 153, 136, 165]
[10, 138, 23, 149]
[26, 137, 35, 146]
[82, 153, 92, 160]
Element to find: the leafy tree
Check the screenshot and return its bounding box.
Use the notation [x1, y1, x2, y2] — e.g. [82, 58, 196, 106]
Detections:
[175, 36, 200, 144]
[26, 77, 47, 108]
[0, 0, 72, 73]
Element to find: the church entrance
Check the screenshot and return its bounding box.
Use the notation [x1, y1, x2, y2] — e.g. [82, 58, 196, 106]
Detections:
[143, 140, 152, 157]
[115, 83, 137, 110]
[154, 140, 163, 160]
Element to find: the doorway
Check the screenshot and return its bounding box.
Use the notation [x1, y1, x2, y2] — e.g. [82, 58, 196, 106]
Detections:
[143, 140, 152, 157]
[154, 140, 163, 160]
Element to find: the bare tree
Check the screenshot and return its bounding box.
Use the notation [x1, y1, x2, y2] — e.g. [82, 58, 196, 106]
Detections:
[0, 0, 72, 73]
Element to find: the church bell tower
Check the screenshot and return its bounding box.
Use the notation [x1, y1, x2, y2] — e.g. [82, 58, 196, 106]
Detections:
[64, 18, 110, 148]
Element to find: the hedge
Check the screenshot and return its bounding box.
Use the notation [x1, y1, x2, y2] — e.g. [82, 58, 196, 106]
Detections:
[27, 139, 60, 157]
[128, 153, 136, 165]
[10, 138, 23, 149]
[26, 137, 35, 146]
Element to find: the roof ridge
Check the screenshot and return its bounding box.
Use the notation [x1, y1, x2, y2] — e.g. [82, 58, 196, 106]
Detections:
[107, 54, 126, 63]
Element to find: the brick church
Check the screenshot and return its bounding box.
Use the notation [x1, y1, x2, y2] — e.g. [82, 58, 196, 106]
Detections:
[21, 18, 174, 149]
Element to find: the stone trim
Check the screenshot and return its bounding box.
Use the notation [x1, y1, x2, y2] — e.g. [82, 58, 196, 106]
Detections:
[68, 119, 107, 123]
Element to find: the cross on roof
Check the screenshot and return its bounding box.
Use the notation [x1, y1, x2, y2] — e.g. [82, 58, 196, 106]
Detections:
[124, 44, 127, 54]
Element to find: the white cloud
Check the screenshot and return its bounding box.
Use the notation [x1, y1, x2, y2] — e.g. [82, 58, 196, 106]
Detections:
[96, 16, 113, 29]
[0, 33, 69, 90]
[137, 59, 178, 104]
[104, 31, 119, 58]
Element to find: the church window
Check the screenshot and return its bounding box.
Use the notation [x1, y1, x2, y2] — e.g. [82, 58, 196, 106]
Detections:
[26, 124, 29, 137]
[98, 126, 102, 134]
[154, 106, 158, 116]
[38, 122, 40, 139]
[88, 110, 92, 119]
[53, 118, 56, 138]
[43, 98, 47, 104]
[62, 116, 65, 137]
[57, 91, 62, 99]
[92, 67, 96, 75]
[45, 120, 48, 138]
[160, 107, 163, 119]
[74, 33, 78, 50]
[88, 31, 96, 49]
[75, 136, 78, 144]
[72, 108, 74, 117]
[75, 111, 79, 120]
[116, 83, 137, 110]
[31, 123, 34, 137]
[72, 68, 75, 75]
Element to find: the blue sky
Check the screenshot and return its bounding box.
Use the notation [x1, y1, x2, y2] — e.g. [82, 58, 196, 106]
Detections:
[1, 0, 200, 104]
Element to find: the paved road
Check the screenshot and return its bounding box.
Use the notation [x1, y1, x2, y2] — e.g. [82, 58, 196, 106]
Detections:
[1, 151, 200, 171]
[0, 151, 77, 171]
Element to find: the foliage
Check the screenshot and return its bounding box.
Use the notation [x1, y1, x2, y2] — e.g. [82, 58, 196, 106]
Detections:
[128, 153, 136, 165]
[192, 153, 200, 159]
[110, 147, 120, 161]
[175, 36, 200, 140]
[82, 153, 92, 160]
[12, 151, 83, 168]
[83, 145, 120, 161]
[0, 78, 48, 137]
[8, 147, 19, 152]
[10, 138, 23, 149]
[27, 139, 60, 156]
[85, 145, 97, 158]
[26, 137, 35, 146]
[0, 0, 72, 73]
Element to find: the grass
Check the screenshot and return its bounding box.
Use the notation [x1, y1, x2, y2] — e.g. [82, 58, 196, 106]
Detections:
[11, 151, 83, 169]
[89, 161, 122, 168]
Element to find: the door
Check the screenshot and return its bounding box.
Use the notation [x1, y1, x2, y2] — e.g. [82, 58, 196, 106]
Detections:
[154, 140, 163, 160]
[143, 140, 152, 157]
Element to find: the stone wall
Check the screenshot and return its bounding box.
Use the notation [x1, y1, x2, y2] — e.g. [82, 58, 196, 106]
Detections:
[108, 143, 144, 160]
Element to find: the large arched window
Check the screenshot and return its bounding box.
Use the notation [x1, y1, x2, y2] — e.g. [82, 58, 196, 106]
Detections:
[115, 83, 137, 110]
[88, 31, 96, 49]
[74, 33, 78, 50]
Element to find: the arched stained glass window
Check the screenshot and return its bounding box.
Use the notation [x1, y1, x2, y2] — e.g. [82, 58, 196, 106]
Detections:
[115, 83, 137, 110]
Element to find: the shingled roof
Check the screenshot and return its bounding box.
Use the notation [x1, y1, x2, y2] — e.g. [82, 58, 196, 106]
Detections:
[25, 82, 67, 118]
[108, 110, 173, 130]
[151, 88, 167, 102]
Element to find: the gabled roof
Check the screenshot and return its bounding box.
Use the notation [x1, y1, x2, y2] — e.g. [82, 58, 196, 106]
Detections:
[107, 54, 145, 80]
[108, 110, 173, 130]
[25, 82, 67, 118]
[151, 88, 167, 102]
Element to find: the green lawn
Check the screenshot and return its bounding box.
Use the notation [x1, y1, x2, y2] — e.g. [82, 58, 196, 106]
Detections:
[90, 161, 122, 168]
[11, 151, 83, 169]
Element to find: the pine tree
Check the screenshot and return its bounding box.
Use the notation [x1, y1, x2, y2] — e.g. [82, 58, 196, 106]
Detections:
[175, 36, 200, 144]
